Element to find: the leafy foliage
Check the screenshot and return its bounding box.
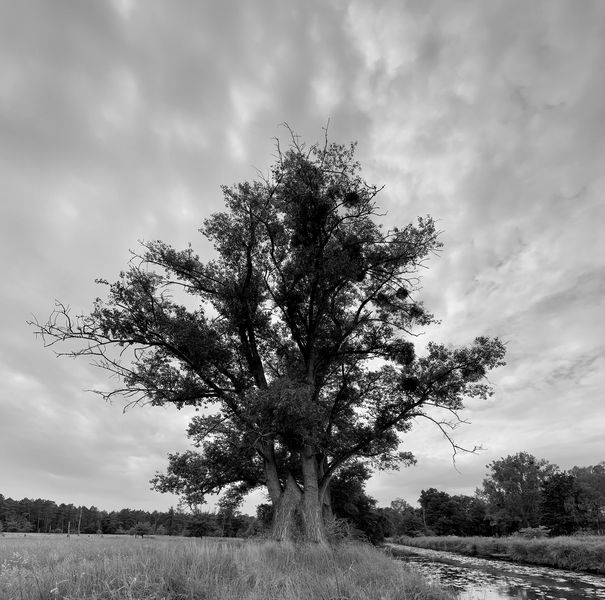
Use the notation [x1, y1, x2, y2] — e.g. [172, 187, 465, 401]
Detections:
[477, 454, 605, 536]
[478, 452, 558, 534]
[329, 462, 388, 544]
[419, 488, 490, 536]
[569, 462, 605, 535]
[379, 498, 425, 537]
[541, 472, 581, 535]
[130, 521, 153, 537]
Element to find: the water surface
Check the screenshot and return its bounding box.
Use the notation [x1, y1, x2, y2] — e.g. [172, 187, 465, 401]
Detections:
[391, 544, 605, 600]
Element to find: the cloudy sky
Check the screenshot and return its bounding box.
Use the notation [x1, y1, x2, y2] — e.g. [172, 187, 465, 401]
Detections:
[1, 0, 604, 515]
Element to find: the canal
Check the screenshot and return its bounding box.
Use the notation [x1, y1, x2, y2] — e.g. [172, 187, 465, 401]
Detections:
[390, 544, 605, 599]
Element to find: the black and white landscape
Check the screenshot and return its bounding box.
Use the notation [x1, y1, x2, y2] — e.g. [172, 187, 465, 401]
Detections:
[1, 0, 604, 515]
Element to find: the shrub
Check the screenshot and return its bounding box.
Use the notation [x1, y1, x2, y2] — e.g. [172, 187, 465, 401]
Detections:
[130, 522, 153, 537]
[516, 526, 550, 539]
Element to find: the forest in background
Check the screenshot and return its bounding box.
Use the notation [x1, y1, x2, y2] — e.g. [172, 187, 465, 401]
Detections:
[383, 454, 605, 539]
[0, 495, 257, 538]
[2, 453, 603, 542]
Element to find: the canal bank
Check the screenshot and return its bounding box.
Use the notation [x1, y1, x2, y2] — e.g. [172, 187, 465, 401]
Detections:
[387, 544, 605, 600]
[391, 535, 605, 574]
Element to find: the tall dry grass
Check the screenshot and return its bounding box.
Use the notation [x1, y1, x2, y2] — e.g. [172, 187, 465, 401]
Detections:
[0, 534, 454, 599]
[391, 534, 605, 574]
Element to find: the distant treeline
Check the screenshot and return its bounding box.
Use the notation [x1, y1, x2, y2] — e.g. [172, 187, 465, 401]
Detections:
[0, 462, 394, 543]
[2, 453, 603, 541]
[0, 495, 258, 538]
[381, 454, 605, 538]
[0, 466, 385, 542]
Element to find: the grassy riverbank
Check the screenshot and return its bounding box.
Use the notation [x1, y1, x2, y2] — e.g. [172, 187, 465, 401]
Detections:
[0, 533, 454, 599]
[391, 535, 605, 574]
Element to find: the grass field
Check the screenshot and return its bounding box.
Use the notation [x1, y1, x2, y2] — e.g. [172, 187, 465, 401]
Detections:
[0, 533, 454, 599]
[391, 534, 605, 574]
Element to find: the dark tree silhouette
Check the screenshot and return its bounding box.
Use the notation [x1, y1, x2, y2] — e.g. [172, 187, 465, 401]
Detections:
[31, 129, 506, 543]
[541, 472, 581, 535]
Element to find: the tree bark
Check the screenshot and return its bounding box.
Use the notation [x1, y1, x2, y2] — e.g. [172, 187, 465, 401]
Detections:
[300, 446, 328, 544]
[321, 487, 333, 522]
[261, 443, 283, 505]
[266, 449, 329, 544]
[318, 456, 334, 521]
[270, 473, 302, 541]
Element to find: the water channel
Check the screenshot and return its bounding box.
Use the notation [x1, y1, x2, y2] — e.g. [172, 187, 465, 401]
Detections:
[390, 544, 605, 600]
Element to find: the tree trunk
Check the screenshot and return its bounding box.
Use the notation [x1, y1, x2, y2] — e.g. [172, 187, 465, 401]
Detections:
[300, 446, 328, 544]
[261, 444, 283, 505]
[301, 489, 326, 544]
[266, 449, 329, 544]
[318, 456, 333, 521]
[321, 487, 333, 521]
[270, 473, 302, 541]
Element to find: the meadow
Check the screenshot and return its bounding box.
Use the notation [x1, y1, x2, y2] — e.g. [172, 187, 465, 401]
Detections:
[0, 533, 454, 600]
[391, 534, 605, 574]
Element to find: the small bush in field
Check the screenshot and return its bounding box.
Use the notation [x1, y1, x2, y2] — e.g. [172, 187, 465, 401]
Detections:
[130, 522, 153, 537]
[516, 526, 550, 539]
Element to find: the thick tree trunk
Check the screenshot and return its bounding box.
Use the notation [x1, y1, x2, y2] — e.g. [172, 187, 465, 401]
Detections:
[270, 482, 327, 543]
[265, 447, 329, 544]
[301, 490, 326, 544]
[261, 444, 283, 505]
[270, 473, 302, 541]
[300, 446, 328, 544]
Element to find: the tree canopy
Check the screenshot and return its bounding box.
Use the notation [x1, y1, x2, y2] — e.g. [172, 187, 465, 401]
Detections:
[418, 488, 489, 537]
[478, 451, 558, 534]
[32, 130, 506, 543]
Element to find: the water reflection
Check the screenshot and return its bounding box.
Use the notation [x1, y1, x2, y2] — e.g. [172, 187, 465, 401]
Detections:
[392, 545, 605, 600]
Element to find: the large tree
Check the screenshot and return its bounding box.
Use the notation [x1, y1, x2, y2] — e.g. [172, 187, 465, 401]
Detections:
[571, 462, 605, 534]
[32, 131, 505, 543]
[540, 471, 581, 535]
[479, 452, 557, 534]
[418, 488, 488, 536]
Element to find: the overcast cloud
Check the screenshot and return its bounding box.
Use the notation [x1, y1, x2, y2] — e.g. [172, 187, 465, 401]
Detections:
[1, 0, 604, 513]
